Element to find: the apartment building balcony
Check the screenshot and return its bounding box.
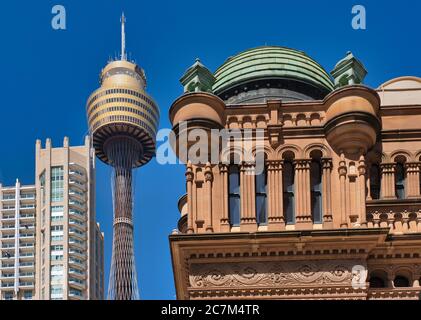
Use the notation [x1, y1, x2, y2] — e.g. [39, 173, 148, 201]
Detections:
[69, 258, 85, 269]
[68, 209, 86, 222]
[19, 213, 35, 221]
[19, 194, 35, 201]
[69, 238, 86, 250]
[0, 243, 15, 250]
[68, 200, 86, 212]
[68, 190, 86, 203]
[68, 267, 86, 279]
[69, 170, 87, 184]
[19, 243, 34, 250]
[68, 249, 86, 260]
[68, 229, 86, 241]
[0, 281, 15, 289]
[69, 179, 86, 192]
[69, 278, 86, 290]
[19, 205, 35, 212]
[19, 262, 35, 270]
[0, 255, 15, 261]
[1, 197, 15, 203]
[19, 281, 34, 289]
[68, 220, 86, 232]
[19, 234, 35, 240]
[19, 225, 35, 232]
[0, 273, 15, 280]
[19, 272, 35, 280]
[0, 216, 15, 222]
[0, 225, 16, 232]
[1, 207, 16, 212]
[0, 263, 14, 270]
[19, 253, 34, 260]
[1, 235, 16, 241]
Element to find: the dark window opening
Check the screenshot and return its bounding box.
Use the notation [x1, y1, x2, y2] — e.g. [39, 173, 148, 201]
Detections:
[228, 165, 241, 226]
[255, 167, 267, 225]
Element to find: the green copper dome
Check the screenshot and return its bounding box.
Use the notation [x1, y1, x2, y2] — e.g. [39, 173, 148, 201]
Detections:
[212, 46, 334, 102]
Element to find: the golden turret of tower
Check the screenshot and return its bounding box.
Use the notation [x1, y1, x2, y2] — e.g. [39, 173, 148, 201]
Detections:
[86, 15, 159, 167]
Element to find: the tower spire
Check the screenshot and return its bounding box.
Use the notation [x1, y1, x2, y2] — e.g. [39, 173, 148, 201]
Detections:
[120, 12, 126, 61]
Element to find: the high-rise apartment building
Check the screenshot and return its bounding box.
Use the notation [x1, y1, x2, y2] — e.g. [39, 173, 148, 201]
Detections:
[0, 180, 36, 300]
[34, 136, 104, 300]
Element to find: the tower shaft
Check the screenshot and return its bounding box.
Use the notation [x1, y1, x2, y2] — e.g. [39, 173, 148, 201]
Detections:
[106, 137, 141, 300]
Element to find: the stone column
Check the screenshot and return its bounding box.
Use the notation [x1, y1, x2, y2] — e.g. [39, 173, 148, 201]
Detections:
[267, 160, 285, 231]
[339, 154, 348, 228]
[204, 162, 214, 233]
[185, 161, 194, 234]
[380, 163, 396, 199]
[240, 163, 257, 231]
[405, 162, 421, 198]
[322, 158, 333, 228]
[358, 155, 367, 227]
[219, 164, 230, 232]
[295, 159, 312, 229]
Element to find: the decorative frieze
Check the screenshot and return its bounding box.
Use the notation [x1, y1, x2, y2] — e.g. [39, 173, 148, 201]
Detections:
[189, 260, 366, 288]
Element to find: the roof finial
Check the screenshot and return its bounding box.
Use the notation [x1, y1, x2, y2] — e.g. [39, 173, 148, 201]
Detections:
[120, 12, 126, 61]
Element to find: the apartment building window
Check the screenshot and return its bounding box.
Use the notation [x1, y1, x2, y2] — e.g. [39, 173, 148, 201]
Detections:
[51, 166, 64, 202]
[51, 226, 64, 242]
[23, 291, 33, 300]
[4, 292, 13, 300]
[51, 264, 64, 283]
[51, 206, 64, 222]
[39, 171, 46, 206]
[228, 165, 241, 227]
[51, 252, 64, 261]
[50, 285, 63, 300]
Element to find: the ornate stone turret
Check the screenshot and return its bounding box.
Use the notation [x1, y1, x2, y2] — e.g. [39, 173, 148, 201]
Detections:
[331, 51, 367, 88]
[324, 86, 381, 155]
[180, 58, 215, 93]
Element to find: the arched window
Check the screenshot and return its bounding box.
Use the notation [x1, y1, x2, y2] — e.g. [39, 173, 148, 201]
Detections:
[228, 165, 241, 226]
[369, 276, 386, 288]
[370, 164, 381, 200]
[255, 166, 267, 225]
[283, 152, 295, 225]
[394, 275, 410, 288]
[310, 152, 323, 223]
[369, 270, 388, 288]
[395, 158, 406, 199]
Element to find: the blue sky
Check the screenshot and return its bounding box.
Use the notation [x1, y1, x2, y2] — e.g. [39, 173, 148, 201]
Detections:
[0, 0, 420, 299]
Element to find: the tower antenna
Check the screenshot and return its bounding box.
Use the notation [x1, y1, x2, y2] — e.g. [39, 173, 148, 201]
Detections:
[120, 12, 126, 61]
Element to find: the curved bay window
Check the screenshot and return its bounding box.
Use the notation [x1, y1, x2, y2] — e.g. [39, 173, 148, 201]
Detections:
[283, 154, 295, 224]
[228, 165, 241, 226]
[255, 166, 267, 225]
[310, 154, 323, 224]
[370, 164, 381, 200]
[395, 158, 406, 199]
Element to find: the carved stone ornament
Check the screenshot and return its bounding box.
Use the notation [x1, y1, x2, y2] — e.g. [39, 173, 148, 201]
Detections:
[189, 260, 367, 288]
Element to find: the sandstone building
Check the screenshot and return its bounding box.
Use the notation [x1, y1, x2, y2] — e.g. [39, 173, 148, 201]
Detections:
[169, 46, 421, 300]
